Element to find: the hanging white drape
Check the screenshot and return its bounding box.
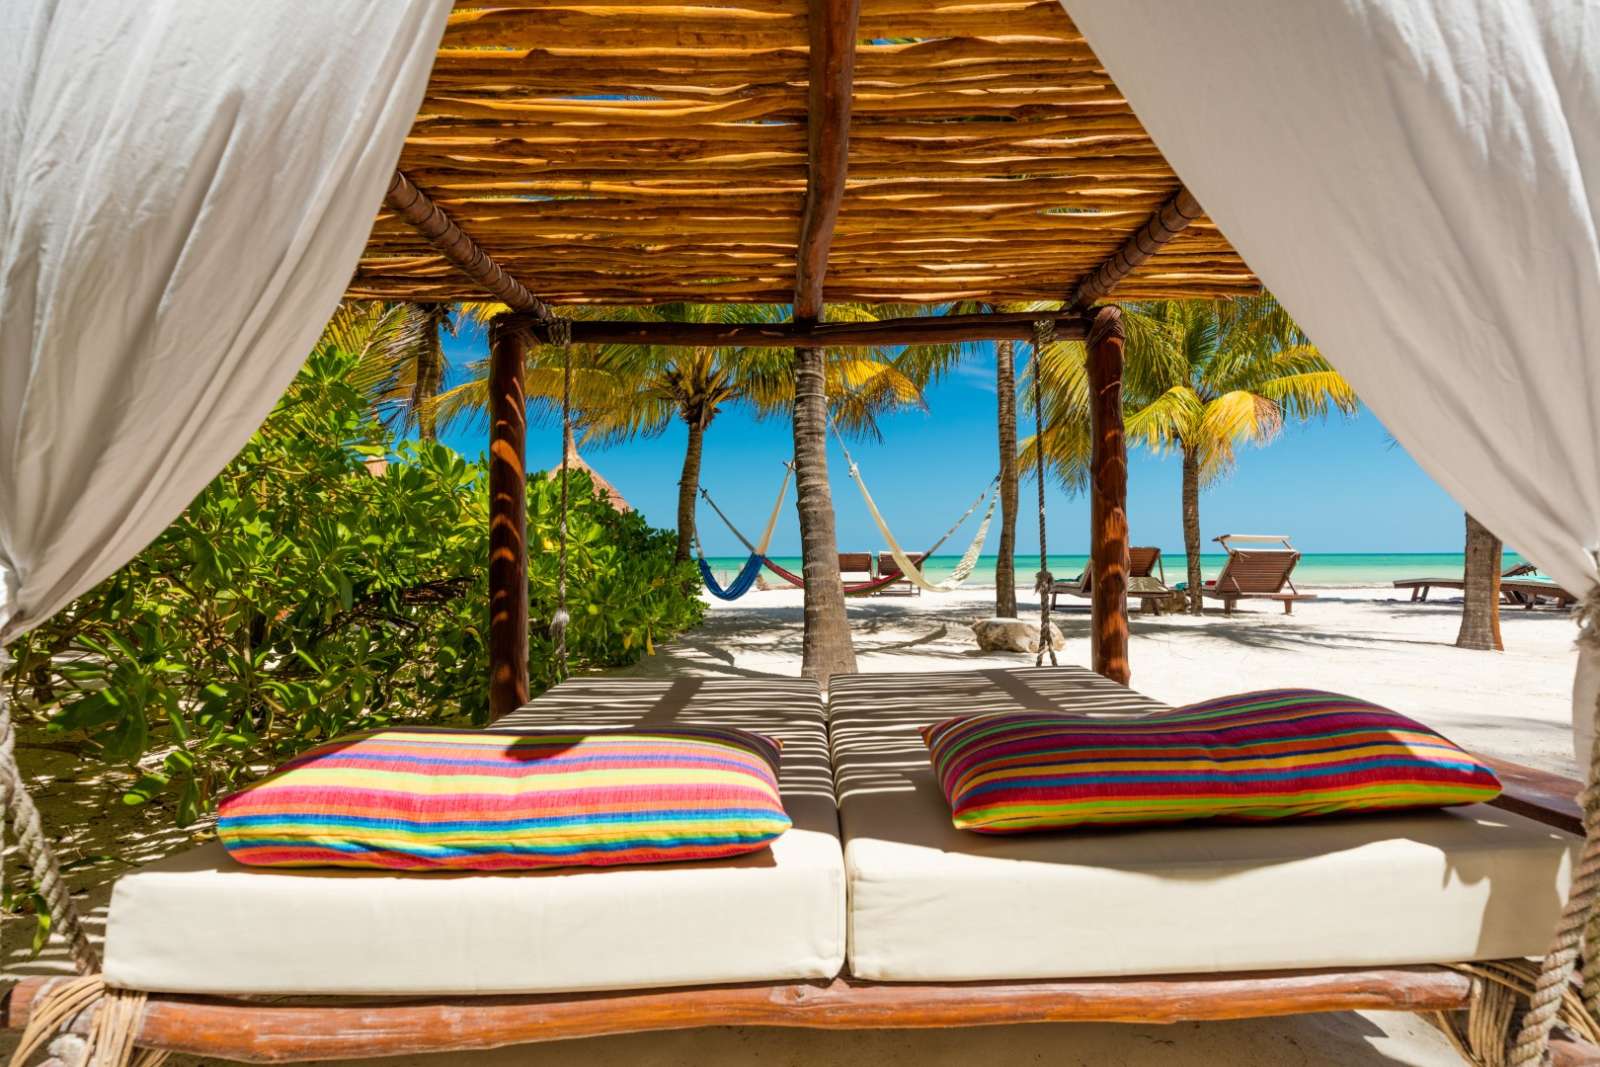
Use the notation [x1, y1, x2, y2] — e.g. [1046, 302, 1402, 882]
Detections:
[1063, 0, 1600, 768]
[0, 0, 452, 643]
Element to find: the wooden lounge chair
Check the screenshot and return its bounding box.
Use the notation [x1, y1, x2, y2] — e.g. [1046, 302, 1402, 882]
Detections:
[4, 669, 1589, 1063]
[1395, 562, 1536, 603]
[1501, 576, 1579, 610]
[1051, 547, 1174, 614]
[874, 551, 924, 596]
[1202, 534, 1316, 614]
[838, 552, 874, 587]
[1394, 563, 1577, 609]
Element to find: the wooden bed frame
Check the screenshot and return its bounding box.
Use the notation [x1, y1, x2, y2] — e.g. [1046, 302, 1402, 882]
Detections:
[4, 755, 1588, 1064]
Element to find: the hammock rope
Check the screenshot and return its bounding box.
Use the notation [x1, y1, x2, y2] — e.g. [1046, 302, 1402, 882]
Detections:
[829, 423, 998, 594]
[550, 319, 574, 680]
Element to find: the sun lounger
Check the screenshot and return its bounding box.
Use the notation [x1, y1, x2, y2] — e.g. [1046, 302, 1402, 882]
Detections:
[827, 667, 1576, 982]
[101, 678, 845, 996]
[1393, 563, 1576, 610]
[1051, 546, 1174, 613]
[838, 551, 874, 586]
[874, 551, 924, 597]
[1201, 534, 1317, 614]
[1501, 576, 1579, 610]
[1394, 562, 1535, 603]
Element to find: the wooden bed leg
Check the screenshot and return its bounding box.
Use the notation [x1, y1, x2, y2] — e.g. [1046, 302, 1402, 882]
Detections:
[1085, 306, 1130, 685]
[488, 319, 530, 720]
[1284, 600, 1293, 615]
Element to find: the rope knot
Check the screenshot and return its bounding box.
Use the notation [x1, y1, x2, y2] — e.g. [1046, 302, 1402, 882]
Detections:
[545, 317, 573, 347]
[1034, 569, 1054, 596]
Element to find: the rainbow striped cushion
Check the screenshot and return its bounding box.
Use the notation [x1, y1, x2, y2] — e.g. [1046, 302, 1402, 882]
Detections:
[922, 689, 1501, 834]
[218, 727, 791, 870]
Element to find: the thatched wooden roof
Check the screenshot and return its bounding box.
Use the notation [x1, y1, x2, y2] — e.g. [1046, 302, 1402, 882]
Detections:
[348, 0, 1257, 311]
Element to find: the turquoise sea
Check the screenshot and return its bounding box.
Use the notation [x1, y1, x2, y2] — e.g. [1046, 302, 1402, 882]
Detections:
[699, 552, 1532, 590]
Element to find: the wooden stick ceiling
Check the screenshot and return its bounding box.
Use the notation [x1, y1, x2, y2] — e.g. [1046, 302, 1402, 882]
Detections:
[351, 0, 1258, 311]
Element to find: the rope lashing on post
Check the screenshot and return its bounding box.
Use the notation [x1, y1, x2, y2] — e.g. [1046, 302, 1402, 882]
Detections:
[544, 316, 573, 348]
[549, 319, 574, 679]
[1508, 571, 1600, 1066]
[1031, 319, 1058, 667]
[0, 645, 99, 975]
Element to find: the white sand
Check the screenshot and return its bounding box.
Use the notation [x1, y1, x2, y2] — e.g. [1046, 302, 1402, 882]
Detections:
[2, 583, 1579, 1065]
[640, 583, 1581, 776]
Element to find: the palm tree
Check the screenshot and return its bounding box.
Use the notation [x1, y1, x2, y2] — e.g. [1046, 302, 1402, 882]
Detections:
[355, 302, 459, 441]
[994, 336, 1019, 617]
[1030, 295, 1358, 613]
[1457, 513, 1504, 651]
[432, 303, 944, 567]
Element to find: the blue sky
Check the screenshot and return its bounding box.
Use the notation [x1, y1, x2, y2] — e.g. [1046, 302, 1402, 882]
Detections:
[436, 323, 1470, 557]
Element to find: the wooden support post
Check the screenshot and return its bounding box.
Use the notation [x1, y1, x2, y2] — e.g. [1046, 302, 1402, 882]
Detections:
[1086, 306, 1130, 685]
[488, 320, 529, 719]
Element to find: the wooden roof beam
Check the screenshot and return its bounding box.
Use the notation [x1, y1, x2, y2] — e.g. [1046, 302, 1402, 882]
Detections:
[384, 171, 557, 321]
[500, 310, 1088, 349]
[1066, 187, 1204, 310]
[793, 0, 861, 322]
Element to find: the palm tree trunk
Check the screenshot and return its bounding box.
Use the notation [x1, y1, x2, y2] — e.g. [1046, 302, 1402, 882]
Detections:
[414, 334, 442, 441]
[994, 339, 1019, 617]
[1457, 512, 1504, 651]
[791, 346, 857, 685]
[1182, 444, 1203, 614]
[676, 418, 705, 563]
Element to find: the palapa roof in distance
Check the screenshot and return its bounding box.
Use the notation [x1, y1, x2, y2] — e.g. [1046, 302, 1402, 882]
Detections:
[348, 0, 1258, 309]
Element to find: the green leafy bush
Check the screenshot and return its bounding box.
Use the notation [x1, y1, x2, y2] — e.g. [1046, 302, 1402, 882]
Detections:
[4, 342, 703, 826]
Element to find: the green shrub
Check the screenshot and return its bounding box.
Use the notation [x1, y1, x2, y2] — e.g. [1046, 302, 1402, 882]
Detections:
[4, 342, 703, 827]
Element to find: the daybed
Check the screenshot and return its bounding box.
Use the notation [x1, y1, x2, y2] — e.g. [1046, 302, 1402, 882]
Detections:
[99, 677, 845, 997]
[7, 669, 1589, 1064]
[827, 668, 1575, 982]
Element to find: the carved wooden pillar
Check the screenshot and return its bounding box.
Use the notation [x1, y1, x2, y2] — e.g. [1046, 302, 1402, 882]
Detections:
[488, 319, 529, 718]
[1086, 305, 1130, 685]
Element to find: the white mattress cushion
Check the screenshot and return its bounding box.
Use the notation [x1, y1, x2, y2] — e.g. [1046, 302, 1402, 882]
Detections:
[830, 668, 1577, 982]
[105, 677, 845, 995]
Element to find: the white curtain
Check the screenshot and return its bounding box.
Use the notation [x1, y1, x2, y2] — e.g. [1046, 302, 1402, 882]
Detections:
[1062, 0, 1600, 767]
[0, 0, 452, 643]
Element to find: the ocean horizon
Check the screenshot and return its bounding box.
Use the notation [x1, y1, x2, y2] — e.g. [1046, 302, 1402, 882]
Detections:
[698, 551, 1533, 590]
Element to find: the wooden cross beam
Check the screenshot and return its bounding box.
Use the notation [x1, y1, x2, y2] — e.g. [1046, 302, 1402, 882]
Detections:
[385, 171, 558, 322]
[1067, 187, 1204, 310]
[501, 311, 1089, 348]
[793, 0, 861, 322]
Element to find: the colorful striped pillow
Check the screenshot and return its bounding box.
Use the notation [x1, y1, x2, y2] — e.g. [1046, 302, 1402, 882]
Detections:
[218, 727, 791, 870]
[922, 689, 1501, 834]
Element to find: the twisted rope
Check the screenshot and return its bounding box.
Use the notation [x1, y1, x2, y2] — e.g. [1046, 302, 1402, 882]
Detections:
[549, 343, 572, 680]
[1031, 320, 1058, 666]
[1437, 959, 1600, 1066]
[1509, 577, 1600, 1065]
[0, 646, 98, 975]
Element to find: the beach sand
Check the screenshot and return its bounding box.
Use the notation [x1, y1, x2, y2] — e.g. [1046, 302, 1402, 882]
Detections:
[3, 584, 1579, 1065]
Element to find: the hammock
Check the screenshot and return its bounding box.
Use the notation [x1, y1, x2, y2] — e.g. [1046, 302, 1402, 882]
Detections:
[694, 464, 792, 600]
[830, 425, 999, 593]
[698, 554, 764, 601]
[698, 472, 909, 596]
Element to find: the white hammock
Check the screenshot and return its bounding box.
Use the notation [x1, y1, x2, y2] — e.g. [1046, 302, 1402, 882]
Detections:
[833, 429, 998, 594]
